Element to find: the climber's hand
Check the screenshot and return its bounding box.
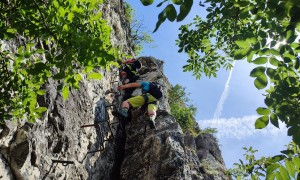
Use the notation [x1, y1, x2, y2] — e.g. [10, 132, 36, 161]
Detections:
[118, 85, 125, 90]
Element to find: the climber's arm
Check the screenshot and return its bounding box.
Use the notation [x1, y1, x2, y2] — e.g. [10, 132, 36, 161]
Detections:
[118, 83, 141, 90]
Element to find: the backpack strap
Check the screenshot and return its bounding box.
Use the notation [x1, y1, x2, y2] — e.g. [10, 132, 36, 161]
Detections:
[141, 92, 148, 112]
[141, 93, 157, 112]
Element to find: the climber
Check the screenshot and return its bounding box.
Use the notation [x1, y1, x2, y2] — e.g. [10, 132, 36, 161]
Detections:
[113, 81, 163, 131]
[118, 58, 142, 100]
[119, 58, 141, 85]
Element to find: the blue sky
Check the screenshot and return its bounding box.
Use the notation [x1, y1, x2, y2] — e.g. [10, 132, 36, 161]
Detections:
[126, 0, 291, 168]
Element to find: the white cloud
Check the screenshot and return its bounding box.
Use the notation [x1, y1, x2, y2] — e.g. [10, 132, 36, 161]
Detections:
[198, 115, 288, 140]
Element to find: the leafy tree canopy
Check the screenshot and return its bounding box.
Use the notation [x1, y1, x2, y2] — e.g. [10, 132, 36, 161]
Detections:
[228, 143, 300, 179]
[0, 0, 124, 122]
[169, 84, 197, 133]
[124, 2, 154, 55]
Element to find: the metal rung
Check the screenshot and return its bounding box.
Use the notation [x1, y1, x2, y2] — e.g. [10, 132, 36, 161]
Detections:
[81, 121, 114, 154]
[51, 160, 74, 166]
[80, 122, 108, 128]
[87, 149, 103, 154]
[105, 90, 121, 96]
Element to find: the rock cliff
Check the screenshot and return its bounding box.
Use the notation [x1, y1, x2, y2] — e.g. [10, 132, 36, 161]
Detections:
[0, 0, 229, 179]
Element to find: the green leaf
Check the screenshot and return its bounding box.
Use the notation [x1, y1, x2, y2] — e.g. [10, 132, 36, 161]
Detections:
[254, 73, 268, 89]
[264, 97, 274, 106]
[269, 57, 280, 66]
[292, 157, 300, 169]
[157, 0, 168, 7]
[295, 56, 299, 69]
[35, 107, 47, 113]
[7, 28, 17, 34]
[266, 163, 280, 177]
[275, 171, 283, 180]
[24, 51, 32, 58]
[53, 72, 65, 79]
[140, 0, 154, 6]
[271, 155, 286, 163]
[238, 1, 249, 7]
[287, 126, 298, 136]
[239, 8, 249, 19]
[247, 50, 256, 62]
[256, 107, 271, 115]
[252, 57, 268, 64]
[74, 73, 82, 81]
[286, 29, 296, 44]
[88, 72, 103, 80]
[266, 68, 276, 79]
[235, 40, 250, 48]
[255, 115, 269, 129]
[250, 66, 265, 77]
[165, 4, 177, 22]
[266, 172, 276, 180]
[62, 85, 70, 100]
[67, 12, 74, 21]
[36, 49, 45, 54]
[177, 0, 193, 22]
[28, 63, 48, 75]
[37, 90, 46, 95]
[285, 160, 295, 178]
[153, 10, 167, 32]
[280, 150, 294, 156]
[279, 166, 290, 180]
[172, 0, 183, 5]
[267, 49, 280, 56]
[270, 113, 279, 128]
[85, 66, 94, 73]
[63, 24, 69, 31]
[280, 45, 286, 54]
[234, 48, 249, 60]
[283, 57, 292, 63]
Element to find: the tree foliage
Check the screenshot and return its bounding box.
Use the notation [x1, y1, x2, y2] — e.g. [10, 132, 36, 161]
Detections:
[0, 0, 122, 122]
[228, 143, 300, 179]
[139, 0, 193, 32]
[124, 2, 154, 55]
[168, 84, 197, 133]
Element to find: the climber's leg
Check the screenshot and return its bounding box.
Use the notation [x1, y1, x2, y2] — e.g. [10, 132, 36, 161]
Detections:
[147, 104, 157, 130]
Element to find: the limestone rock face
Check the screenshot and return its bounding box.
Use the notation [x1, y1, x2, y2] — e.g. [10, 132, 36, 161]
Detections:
[120, 109, 228, 180]
[0, 1, 230, 180]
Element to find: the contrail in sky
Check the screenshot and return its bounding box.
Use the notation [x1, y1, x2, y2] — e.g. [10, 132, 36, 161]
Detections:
[213, 61, 236, 119]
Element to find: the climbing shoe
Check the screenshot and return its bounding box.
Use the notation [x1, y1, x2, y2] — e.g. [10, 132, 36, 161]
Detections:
[148, 119, 156, 130]
[112, 109, 128, 119]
